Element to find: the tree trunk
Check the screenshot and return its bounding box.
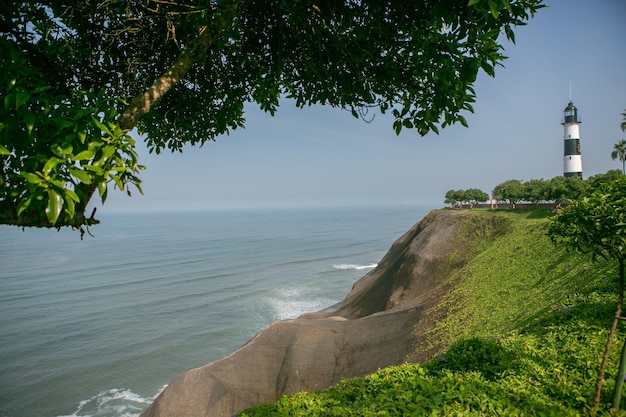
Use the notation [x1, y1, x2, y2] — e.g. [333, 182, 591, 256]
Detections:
[593, 257, 625, 413]
[612, 258, 626, 412]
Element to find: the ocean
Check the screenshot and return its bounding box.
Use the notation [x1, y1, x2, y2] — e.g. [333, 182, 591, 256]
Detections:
[0, 204, 434, 417]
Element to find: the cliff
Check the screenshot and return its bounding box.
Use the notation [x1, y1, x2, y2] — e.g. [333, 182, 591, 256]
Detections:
[140, 209, 499, 417]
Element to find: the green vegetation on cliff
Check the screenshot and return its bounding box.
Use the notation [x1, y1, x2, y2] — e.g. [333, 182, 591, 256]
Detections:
[240, 208, 624, 416]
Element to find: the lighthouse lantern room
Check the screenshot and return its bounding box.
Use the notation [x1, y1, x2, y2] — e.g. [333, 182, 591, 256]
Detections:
[562, 101, 582, 178]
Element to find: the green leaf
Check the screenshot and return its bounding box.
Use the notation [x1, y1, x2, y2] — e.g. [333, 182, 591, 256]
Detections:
[69, 167, 93, 184]
[91, 116, 113, 136]
[23, 111, 36, 135]
[393, 120, 402, 135]
[504, 25, 516, 43]
[125, 135, 136, 146]
[22, 171, 45, 184]
[102, 145, 117, 160]
[4, 94, 13, 111]
[489, 0, 500, 18]
[0, 145, 10, 155]
[97, 180, 108, 202]
[480, 61, 495, 77]
[17, 196, 34, 217]
[51, 144, 65, 158]
[52, 117, 74, 129]
[110, 173, 124, 190]
[64, 194, 76, 219]
[83, 165, 105, 175]
[65, 188, 80, 203]
[15, 92, 29, 110]
[45, 189, 63, 224]
[43, 157, 63, 175]
[77, 127, 87, 144]
[74, 149, 96, 161]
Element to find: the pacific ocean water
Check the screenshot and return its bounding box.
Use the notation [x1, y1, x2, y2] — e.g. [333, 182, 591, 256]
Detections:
[0, 204, 434, 417]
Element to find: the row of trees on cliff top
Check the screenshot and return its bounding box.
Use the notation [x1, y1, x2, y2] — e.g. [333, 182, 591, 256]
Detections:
[0, 0, 544, 232]
[444, 170, 623, 206]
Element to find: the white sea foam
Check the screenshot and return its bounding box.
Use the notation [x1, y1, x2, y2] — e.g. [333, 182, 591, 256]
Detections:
[266, 287, 335, 320]
[59, 386, 166, 417]
[332, 263, 378, 270]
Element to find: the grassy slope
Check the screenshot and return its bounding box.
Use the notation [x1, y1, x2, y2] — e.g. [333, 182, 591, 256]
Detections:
[240, 209, 624, 416]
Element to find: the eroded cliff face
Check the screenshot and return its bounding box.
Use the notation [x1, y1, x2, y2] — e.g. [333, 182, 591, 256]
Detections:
[140, 209, 488, 417]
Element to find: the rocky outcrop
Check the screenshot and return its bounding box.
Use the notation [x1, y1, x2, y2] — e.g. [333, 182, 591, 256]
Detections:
[140, 209, 481, 417]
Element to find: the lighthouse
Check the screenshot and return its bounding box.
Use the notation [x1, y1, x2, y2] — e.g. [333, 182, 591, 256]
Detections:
[562, 101, 582, 178]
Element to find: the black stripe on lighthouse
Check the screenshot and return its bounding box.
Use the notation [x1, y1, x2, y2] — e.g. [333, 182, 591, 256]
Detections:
[564, 139, 581, 156]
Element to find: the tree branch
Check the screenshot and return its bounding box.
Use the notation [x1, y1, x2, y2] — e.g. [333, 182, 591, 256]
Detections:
[117, 0, 241, 131]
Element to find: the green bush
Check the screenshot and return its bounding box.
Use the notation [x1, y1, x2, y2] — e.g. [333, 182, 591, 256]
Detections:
[424, 338, 516, 381]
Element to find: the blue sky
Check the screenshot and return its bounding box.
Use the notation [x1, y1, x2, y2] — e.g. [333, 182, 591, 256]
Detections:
[100, 0, 626, 213]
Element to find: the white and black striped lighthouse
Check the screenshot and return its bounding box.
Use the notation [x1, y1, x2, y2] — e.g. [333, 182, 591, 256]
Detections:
[562, 101, 583, 178]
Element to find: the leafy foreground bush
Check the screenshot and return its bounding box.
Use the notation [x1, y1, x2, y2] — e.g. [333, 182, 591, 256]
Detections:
[239, 210, 626, 416]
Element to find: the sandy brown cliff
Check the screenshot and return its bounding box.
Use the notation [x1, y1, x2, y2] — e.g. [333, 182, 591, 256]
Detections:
[140, 209, 484, 417]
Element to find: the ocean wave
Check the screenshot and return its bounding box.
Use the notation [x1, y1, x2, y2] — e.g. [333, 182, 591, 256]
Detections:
[264, 287, 335, 321]
[58, 386, 166, 417]
[332, 263, 378, 270]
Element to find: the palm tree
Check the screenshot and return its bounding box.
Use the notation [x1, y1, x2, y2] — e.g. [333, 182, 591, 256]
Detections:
[612, 139, 626, 174]
[622, 110, 626, 132]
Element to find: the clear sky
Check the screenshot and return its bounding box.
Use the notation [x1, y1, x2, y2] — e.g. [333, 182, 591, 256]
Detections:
[100, 0, 626, 213]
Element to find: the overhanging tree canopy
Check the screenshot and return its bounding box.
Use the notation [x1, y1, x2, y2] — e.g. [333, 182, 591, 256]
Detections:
[0, 0, 544, 232]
